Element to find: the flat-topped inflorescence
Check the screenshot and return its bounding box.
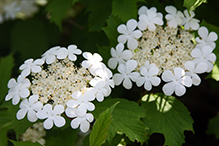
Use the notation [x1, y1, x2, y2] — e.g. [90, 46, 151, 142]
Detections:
[108, 5, 217, 97]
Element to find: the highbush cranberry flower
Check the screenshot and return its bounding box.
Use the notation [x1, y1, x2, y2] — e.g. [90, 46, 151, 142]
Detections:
[41, 46, 60, 64]
[5, 75, 30, 105]
[16, 95, 43, 122]
[108, 43, 132, 69]
[56, 45, 82, 61]
[165, 5, 184, 28]
[182, 10, 200, 30]
[117, 19, 142, 50]
[196, 26, 218, 49]
[36, 104, 66, 130]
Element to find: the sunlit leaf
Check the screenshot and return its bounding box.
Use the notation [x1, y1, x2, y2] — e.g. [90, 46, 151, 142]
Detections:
[92, 98, 147, 144]
[183, 0, 207, 12]
[141, 93, 194, 146]
[89, 102, 119, 146]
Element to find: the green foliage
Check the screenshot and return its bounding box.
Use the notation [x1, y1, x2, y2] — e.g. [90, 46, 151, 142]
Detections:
[92, 98, 148, 144]
[45, 127, 78, 146]
[10, 140, 41, 146]
[89, 101, 119, 146]
[206, 112, 219, 138]
[141, 93, 194, 146]
[112, 0, 144, 22]
[11, 18, 49, 62]
[183, 0, 207, 12]
[45, 0, 73, 29]
[82, 0, 112, 31]
[0, 54, 14, 102]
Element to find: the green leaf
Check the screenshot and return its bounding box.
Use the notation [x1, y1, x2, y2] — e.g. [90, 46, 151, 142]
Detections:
[45, 127, 78, 146]
[112, 0, 144, 22]
[90, 101, 119, 146]
[10, 140, 41, 146]
[45, 0, 73, 29]
[206, 112, 219, 138]
[11, 18, 49, 63]
[183, 0, 207, 12]
[0, 126, 10, 146]
[82, 0, 112, 31]
[102, 15, 123, 46]
[141, 93, 194, 146]
[0, 54, 14, 102]
[200, 20, 219, 81]
[14, 118, 33, 140]
[92, 98, 147, 144]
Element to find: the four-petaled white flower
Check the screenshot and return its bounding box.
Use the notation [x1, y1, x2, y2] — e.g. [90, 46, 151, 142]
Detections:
[138, 6, 163, 20]
[196, 26, 218, 49]
[165, 5, 184, 28]
[5, 75, 30, 105]
[162, 67, 192, 96]
[90, 79, 108, 102]
[191, 45, 216, 73]
[95, 68, 114, 96]
[56, 45, 82, 61]
[41, 46, 60, 64]
[113, 60, 140, 89]
[67, 91, 95, 116]
[138, 8, 163, 31]
[136, 66, 161, 91]
[184, 61, 208, 86]
[16, 95, 43, 122]
[117, 19, 142, 50]
[70, 113, 94, 133]
[82, 52, 106, 75]
[108, 43, 132, 69]
[36, 104, 66, 130]
[182, 10, 200, 30]
[19, 58, 44, 77]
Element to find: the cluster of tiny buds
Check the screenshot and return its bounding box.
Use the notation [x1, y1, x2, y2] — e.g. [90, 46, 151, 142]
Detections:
[5, 44, 114, 133]
[108, 5, 218, 97]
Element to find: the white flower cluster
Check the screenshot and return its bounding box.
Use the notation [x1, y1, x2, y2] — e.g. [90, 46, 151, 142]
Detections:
[0, 0, 40, 23]
[108, 5, 218, 96]
[5, 44, 114, 133]
[20, 122, 46, 145]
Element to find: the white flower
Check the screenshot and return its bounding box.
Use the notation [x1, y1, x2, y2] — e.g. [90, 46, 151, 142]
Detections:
[162, 67, 192, 96]
[41, 46, 60, 64]
[19, 58, 44, 77]
[138, 6, 163, 19]
[4, 1, 20, 20]
[184, 61, 208, 86]
[141, 61, 156, 70]
[56, 45, 82, 61]
[20, 0, 38, 16]
[138, 8, 163, 31]
[136, 66, 161, 91]
[95, 68, 114, 96]
[117, 19, 142, 50]
[108, 43, 132, 69]
[70, 113, 94, 133]
[90, 79, 108, 102]
[16, 95, 43, 122]
[82, 52, 106, 75]
[196, 26, 218, 49]
[5, 75, 30, 105]
[191, 46, 216, 72]
[165, 5, 184, 28]
[36, 104, 66, 130]
[113, 60, 140, 89]
[66, 91, 95, 116]
[182, 10, 200, 30]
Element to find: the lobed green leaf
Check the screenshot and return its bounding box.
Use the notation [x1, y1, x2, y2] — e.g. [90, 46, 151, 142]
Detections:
[89, 101, 119, 146]
[141, 93, 194, 146]
[92, 98, 148, 144]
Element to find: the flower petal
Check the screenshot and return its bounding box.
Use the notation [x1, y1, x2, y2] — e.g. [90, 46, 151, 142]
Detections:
[16, 108, 27, 120]
[80, 120, 90, 133]
[127, 19, 137, 32]
[126, 60, 137, 73]
[27, 110, 38, 122]
[113, 74, 124, 85]
[77, 105, 87, 116]
[54, 105, 64, 114]
[175, 83, 186, 96]
[162, 82, 175, 96]
[54, 116, 66, 127]
[123, 77, 132, 89]
[192, 74, 201, 86]
[198, 26, 208, 40]
[162, 70, 175, 82]
[43, 118, 53, 129]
